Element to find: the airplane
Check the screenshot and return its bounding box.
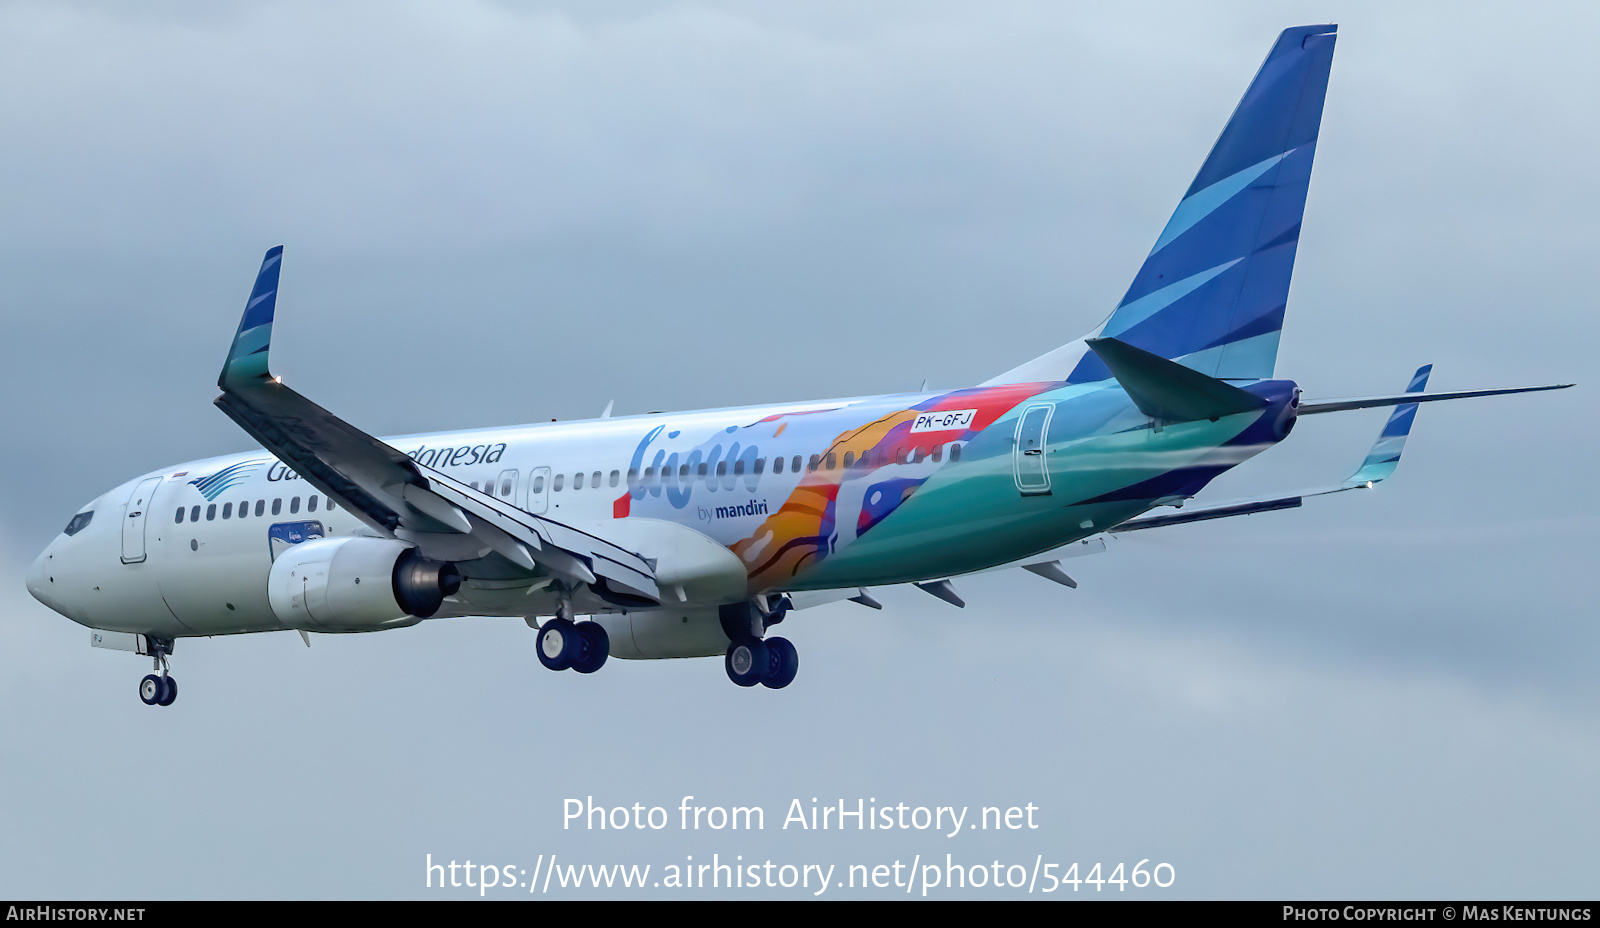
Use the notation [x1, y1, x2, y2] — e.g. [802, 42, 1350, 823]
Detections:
[25, 24, 1572, 704]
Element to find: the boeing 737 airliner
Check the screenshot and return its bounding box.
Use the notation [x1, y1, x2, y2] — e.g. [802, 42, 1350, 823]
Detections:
[25, 25, 1571, 703]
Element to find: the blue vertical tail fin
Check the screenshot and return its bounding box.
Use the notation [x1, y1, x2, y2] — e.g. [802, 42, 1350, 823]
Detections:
[986, 25, 1337, 386]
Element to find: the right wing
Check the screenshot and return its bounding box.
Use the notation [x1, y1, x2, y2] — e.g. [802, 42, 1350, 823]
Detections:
[214, 247, 659, 604]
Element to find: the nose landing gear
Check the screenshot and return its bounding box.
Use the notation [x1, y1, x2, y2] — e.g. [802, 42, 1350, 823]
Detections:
[136, 637, 177, 707]
[139, 673, 176, 706]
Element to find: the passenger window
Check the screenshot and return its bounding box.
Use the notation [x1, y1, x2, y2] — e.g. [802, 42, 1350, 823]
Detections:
[950, 443, 962, 462]
[843, 452, 855, 468]
[825, 453, 837, 470]
[610, 470, 620, 487]
[753, 458, 764, 475]
[896, 447, 908, 465]
[326, 499, 335, 512]
[553, 474, 564, 492]
[290, 497, 300, 514]
[222, 502, 232, 520]
[574, 472, 585, 490]
[698, 463, 708, 478]
[717, 461, 728, 477]
[308, 495, 319, 512]
[643, 466, 654, 481]
[272, 499, 282, 515]
[174, 507, 185, 524]
[532, 475, 545, 493]
[773, 456, 784, 475]
[190, 505, 201, 523]
[256, 500, 265, 517]
[792, 455, 802, 473]
[592, 471, 601, 488]
[931, 445, 943, 463]
[808, 454, 820, 472]
[206, 504, 216, 521]
[502, 476, 514, 497]
[679, 464, 690, 480]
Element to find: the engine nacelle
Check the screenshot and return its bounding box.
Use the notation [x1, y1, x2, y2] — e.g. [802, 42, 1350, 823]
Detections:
[593, 607, 731, 659]
[267, 536, 460, 633]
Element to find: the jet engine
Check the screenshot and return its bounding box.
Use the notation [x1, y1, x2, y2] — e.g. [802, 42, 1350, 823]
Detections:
[267, 536, 460, 632]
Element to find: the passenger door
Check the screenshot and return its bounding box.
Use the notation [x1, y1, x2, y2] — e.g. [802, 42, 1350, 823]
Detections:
[120, 476, 164, 563]
[1012, 404, 1053, 496]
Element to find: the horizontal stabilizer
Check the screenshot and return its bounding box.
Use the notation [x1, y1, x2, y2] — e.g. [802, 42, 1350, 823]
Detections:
[1086, 337, 1267, 422]
[1112, 496, 1303, 532]
[1111, 365, 1455, 532]
[1299, 382, 1571, 415]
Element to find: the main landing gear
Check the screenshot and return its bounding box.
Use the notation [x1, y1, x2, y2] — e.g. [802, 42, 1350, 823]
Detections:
[137, 637, 177, 707]
[721, 598, 799, 690]
[535, 604, 610, 674]
[724, 636, 798, 689]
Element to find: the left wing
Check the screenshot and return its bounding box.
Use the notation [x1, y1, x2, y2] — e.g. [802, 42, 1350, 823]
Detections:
[214, 246, 659, 603]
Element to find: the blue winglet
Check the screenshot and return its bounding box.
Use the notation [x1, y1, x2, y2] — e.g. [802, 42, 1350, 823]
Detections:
[219, 245, 284, 389]
[1343, 364, 1432, 488]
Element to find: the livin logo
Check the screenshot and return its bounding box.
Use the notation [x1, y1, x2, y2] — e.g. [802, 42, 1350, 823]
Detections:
[189, 460, 262, 501]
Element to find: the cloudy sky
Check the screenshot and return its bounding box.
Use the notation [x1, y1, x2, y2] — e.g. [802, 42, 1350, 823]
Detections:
[1, 0, 1595, 900]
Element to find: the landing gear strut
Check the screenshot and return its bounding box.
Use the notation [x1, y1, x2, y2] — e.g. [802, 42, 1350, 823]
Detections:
[137, 637, 177, 707]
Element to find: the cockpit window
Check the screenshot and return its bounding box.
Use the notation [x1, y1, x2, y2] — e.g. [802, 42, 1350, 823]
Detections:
[63, 510, 94, 536]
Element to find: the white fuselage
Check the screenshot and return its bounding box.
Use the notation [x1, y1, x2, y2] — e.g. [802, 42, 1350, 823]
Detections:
[25, 392, 981, 639]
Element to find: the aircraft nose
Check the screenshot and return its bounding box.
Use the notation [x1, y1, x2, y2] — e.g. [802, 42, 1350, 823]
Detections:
[26, 546, 56, 611]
